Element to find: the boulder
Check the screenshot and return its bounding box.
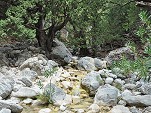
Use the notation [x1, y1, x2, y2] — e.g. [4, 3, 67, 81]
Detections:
[105, 47, 136, 65]
[77, 57, 96, 71]
[44, 83, 66, 104]
[0, 108, 11, 113]
[19, 55, 58, 76]
[0, 100, 23, 113]
[77, 57, 107, 71]
[140, 83, 151, 95]
[19, 68, 38, 80]
[122, 90, 151, 107]
[0, 77, 15, 99]
[110, 105, 132, 113]
[81, 71, 103, 96]
[94, 84, 119, 106]
[11, 87, 40, 98]
[51, 38, 73, 63]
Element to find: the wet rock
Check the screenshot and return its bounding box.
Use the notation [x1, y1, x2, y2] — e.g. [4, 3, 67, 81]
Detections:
[94, 84, 119, 106]
[110, 105, 132, 113]
[81, 71, 103, 96]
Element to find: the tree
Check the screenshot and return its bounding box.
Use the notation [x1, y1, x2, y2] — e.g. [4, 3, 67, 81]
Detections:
[0, 0, 80, 57]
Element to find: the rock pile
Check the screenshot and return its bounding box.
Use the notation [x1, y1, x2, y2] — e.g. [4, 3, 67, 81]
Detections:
[0, 46, 150, 113]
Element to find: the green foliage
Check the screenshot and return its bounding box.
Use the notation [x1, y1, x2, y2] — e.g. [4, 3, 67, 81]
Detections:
[66, 0, 140, 52]
[0, 0, 141, 55]
[37, 67, 58, 104]
[111, 56, 150, 78]
[136, 11, 151, 56]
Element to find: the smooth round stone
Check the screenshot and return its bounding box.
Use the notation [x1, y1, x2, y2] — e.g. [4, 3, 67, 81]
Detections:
[105, 77, 114, 84]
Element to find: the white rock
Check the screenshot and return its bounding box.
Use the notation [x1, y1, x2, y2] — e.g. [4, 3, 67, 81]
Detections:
[110, 105, 132, 113]
[0, 100, 23, 113]
[81, 71, 103, 96]
[72, 96, 81, 104]
[61, 71, 71, 78]
[61, 81, 72, 89]
[60, 103, 67, 111]
[76, 109, 85, 113]
[23, 98, 33, 104]
[0, 108, 11, 113]
[64, 94, 72, 105]
[108, 73, 117, 78]
[88, 103, 100, 113]
[7, 97, 21, 104]
[11, 87, 40, 98]
[118, 100, 126, 106]
[114, 79, 125, 85]
[38, 108, 51, 113]
[94, 84, 119, 106]
[105, 77, 114, 84]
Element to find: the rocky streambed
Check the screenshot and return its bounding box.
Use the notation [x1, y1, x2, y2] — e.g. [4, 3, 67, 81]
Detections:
[0, 41, 151, 113]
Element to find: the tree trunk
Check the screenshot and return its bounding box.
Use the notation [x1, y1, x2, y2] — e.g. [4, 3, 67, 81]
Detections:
[78, 30, 90, 56]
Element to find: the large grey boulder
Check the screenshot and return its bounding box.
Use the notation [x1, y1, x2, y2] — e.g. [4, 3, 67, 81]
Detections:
[105, 47, 136, 65]
[51, 38, 73, 63]
[0, 77, 15, 99]
[11, 87, 40, 98]
[44, 83, 66, 104]
[77, 57, 107, 71]
[81, 71, 103, 96]
[110, 105, 132, 113]
[77, 57, 96, 71]
[122, 90, 151, 107]
[19, 55, 58, 76]
[0, 100, 23, 113]
[94, 84, 119, 106]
